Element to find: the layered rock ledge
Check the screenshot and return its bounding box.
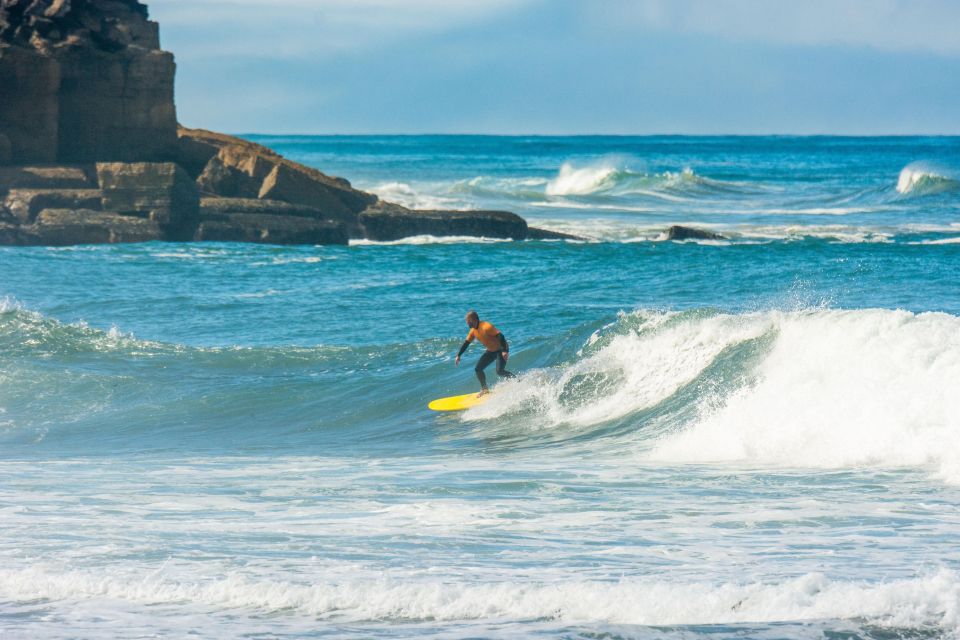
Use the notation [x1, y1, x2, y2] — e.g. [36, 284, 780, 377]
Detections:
[0, 1, 577, 246]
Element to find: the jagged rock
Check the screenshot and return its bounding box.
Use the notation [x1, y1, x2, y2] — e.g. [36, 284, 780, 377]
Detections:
[0, 0, 176, 165]
[3, 187, 101, 222]
[0, 165, 93, 189]
[175, 130, 221, 179]
[664, 225, 726, 241]
[258, 163, 369, 223]
[194, 214, 348, 246]
[201, 197, 329, 219]
[359, 203, 529, 241]
[96, 162, 198, 238]
[19, 208, 162, 245]
[180, 127, 377, 224]
[197, 155, 261, 199]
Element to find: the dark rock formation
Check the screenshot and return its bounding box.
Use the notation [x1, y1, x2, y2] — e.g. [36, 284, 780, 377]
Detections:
[201, 196, 332, 220]
[526, 227, 583, 241]
[96, 162, 198, 239]
[18, 208, 162, 245]
[0, 0, 177, 164]
[0, 165, 93, 189]
[196, 196, 348, 245]
[664, 225, 726, 241]
[4, 187, 101, 222]
[359, 202, 529, 241]
[195, 214, 348, 246]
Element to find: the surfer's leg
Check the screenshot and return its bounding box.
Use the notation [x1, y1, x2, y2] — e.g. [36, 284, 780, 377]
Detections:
[475, 350, 497, 391]
[496, 352, 515, 379]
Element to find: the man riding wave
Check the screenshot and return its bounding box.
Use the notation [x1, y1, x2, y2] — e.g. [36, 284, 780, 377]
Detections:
[455, 310, 515, 395]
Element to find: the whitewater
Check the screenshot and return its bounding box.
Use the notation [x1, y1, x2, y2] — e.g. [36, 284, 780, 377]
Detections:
[2, 136, 959, 639]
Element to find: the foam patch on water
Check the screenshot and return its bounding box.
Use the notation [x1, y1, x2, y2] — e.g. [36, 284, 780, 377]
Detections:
[0, 565, 957, 630]
[350, 235, 513, 246]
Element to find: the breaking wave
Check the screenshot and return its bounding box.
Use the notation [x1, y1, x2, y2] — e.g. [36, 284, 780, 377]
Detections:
[544, 161, 750, 199]
[896, 162, 960, 196]
[468, 308, 960, 483]
[4, 300, 960, 482]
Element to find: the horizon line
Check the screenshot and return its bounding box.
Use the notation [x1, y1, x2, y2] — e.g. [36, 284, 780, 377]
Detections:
[225, 131, 960, 139]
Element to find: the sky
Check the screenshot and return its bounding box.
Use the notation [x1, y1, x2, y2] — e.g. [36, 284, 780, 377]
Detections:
[148, 0, 960, 135]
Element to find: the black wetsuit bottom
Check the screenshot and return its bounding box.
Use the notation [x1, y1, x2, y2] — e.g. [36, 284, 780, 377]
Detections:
[475, 350, 514, 390]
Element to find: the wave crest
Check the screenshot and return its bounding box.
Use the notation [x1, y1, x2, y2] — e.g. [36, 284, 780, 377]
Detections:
[896, 163, 960, 196]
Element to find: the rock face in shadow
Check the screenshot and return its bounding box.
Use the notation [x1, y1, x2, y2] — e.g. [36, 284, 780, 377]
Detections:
[358, 203, 529, 241]
[4, 188, 102, 223]
[195, 197, 348, 245]
[0, 0, 177, 164]
[97, 162, 198, 239]
[664, 225, 726, 241]
[17, 208, 162, 245]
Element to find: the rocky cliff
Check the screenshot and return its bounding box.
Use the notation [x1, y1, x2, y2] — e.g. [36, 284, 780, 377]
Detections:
[0, 0, 177, 164]
[0, 0, 573, 246]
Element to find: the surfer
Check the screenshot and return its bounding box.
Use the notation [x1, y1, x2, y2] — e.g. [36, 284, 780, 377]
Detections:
[455, 310, 514, 395]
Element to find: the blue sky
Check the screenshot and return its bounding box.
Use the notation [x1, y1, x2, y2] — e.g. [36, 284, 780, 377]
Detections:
[149, 0, 960, 135]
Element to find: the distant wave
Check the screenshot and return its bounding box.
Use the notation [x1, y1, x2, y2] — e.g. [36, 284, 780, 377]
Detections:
[544, 161, 754, 200]
[896, 162, 960, 196]
[367, 181, 464, 210]
[468, 308, 960, 484]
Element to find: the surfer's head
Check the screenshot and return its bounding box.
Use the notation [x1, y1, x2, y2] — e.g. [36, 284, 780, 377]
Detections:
[465, 310, 479, 328]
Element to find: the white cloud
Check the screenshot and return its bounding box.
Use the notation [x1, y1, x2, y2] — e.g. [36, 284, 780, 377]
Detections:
[148, 0, 534, 59]
[592, 0, 960, 56]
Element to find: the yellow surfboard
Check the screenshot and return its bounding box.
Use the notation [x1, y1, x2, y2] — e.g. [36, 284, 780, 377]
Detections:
[428, 392, 490, 412]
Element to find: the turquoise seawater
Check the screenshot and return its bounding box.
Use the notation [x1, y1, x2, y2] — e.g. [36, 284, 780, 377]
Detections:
[1, 136, 959, 638]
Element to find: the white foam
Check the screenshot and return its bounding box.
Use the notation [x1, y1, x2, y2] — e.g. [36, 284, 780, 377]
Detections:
[349, 235, 513, 246]
[648, 309, 960, 483]
[545, 162, 619, 196]
[908, 237, 960, 245]
[467, 311, 768, 428]
[367, 181, 462, 210]
[1, 566, 957, 629]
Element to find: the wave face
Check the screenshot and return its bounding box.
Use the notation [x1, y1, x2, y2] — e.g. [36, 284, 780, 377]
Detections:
[3, 297, 958, 484]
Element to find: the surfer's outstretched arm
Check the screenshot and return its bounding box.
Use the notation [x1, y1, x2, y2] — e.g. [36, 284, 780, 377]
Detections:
[454, 339, 471, 365]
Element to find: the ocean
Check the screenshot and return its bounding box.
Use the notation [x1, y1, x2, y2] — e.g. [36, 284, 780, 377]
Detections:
[1, 135, 959, 638]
